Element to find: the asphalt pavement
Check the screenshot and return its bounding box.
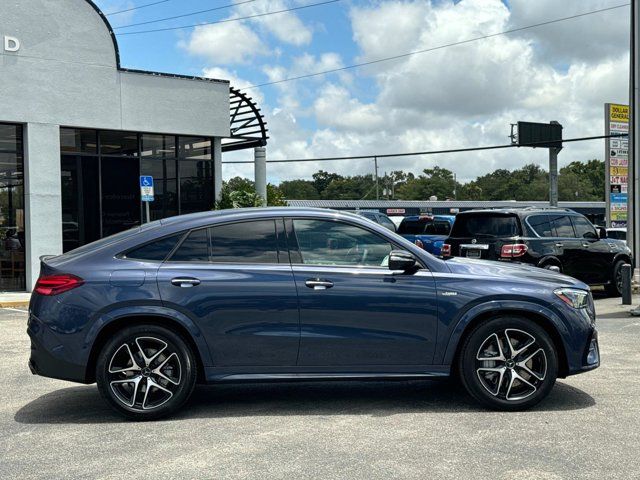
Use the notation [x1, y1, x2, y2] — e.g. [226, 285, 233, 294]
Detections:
[1, 298, 639, 479]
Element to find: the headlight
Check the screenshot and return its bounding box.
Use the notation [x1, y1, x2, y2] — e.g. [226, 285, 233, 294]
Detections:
[554, 288, 589, 309]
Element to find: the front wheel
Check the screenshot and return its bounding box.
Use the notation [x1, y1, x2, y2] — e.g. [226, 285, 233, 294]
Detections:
[96, 324, 197, 420]
[458, 317, 558, 411]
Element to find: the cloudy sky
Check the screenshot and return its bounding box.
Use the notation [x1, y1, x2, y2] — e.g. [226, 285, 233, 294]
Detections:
[97, 0, 630, 184]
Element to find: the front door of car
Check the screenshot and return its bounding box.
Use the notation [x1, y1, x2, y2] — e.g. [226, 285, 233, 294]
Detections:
[157, 219, 300, 367]
[287, 218, 438, 367]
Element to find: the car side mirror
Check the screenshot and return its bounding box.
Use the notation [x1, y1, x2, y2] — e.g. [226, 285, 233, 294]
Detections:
[596, 227, 607, 239]
[388, 250, 418, 272]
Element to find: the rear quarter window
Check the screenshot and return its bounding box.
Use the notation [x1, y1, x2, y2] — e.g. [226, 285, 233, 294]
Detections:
[125, 233, 184, 261]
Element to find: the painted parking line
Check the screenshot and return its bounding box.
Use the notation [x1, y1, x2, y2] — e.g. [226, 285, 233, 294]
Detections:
[1, 307, 28, 313]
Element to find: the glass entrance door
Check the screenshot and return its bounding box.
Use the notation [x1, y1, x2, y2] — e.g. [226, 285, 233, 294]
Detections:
[0, 123, 25, 291]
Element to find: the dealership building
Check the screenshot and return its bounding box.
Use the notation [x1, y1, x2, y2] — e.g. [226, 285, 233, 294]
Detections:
[0, 0, 268, 291]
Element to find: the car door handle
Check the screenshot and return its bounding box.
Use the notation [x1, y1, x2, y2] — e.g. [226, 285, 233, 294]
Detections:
[171, 277, 201, 287]
[555, 243, 563, 248]
[582, 242, 590, 248]
[305, 279, 334, 290]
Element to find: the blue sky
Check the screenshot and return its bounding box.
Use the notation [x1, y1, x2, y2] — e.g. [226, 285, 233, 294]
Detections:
[95, 0, 630, 184]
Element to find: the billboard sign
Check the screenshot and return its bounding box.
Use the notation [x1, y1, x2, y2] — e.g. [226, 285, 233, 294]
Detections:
[605, 103, 629, 227]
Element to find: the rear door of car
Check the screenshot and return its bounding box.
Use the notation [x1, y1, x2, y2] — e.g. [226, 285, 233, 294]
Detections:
[569, 215, 611, 283]
[548, 214, 581, 279]
[156, 218, 300, 367]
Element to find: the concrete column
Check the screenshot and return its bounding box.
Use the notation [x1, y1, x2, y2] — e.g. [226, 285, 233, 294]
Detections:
[254, 147, 267, 206]
[24, 123, 63, 291]
[213, 137, 223, 207]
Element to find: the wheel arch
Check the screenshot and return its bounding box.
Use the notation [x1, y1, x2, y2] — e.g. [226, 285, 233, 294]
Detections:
[445, 305, 570, 379]
[84, 311, 210, 384]
[537, 255, 562, 270]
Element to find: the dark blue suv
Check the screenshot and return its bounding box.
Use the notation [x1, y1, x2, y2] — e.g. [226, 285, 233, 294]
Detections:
[28, 208, 599, 419]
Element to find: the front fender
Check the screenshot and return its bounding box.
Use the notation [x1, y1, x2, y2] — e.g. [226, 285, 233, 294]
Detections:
[439, 299, 569, 366]
[84, 305, 213, 367]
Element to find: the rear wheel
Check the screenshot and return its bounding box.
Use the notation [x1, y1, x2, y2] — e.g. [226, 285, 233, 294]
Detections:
[96, 324, 197, 420]
[605, 260, 626, 297]
[458, 317, 557, 411]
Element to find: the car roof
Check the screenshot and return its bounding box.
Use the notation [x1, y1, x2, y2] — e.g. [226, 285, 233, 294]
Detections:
[402, 215, 455, 221]
[456, 207, 577, 216]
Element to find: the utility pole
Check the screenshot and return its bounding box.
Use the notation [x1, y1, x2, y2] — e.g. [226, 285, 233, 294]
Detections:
[374, 156, 379, 200]
[630, 0, 638, 269]
[549, 120, 561, 207]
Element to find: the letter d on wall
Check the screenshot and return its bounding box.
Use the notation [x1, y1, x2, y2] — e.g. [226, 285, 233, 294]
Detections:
[4, 36, 20, 52]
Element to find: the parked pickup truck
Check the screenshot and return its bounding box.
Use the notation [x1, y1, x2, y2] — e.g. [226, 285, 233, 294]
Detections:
[397, 215, 456, 255]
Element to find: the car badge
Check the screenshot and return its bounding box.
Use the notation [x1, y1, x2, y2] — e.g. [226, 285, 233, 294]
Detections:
[472, 239, 477, 244]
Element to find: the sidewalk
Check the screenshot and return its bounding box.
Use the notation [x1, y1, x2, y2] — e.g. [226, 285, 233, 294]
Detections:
[594, 294, 640, 317]
[0, 292, 31, 308]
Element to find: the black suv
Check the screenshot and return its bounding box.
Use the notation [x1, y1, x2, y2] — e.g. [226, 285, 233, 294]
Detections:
[443, 207, 632, 295]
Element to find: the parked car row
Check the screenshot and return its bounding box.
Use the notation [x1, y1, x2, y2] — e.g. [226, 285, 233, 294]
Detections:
[352, 207, 632, 296]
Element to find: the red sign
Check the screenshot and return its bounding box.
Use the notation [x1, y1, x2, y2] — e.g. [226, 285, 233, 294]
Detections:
[386, 208, 405, 215]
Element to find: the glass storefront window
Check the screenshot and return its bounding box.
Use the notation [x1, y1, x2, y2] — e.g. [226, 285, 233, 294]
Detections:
[60, 128, 98, 154]
[141, 134, 176, 158]
[179, 137, 212, 159]
[100, 130, 139, 156]
[0, 123, 25, 291]
[60, 128, 216, 251]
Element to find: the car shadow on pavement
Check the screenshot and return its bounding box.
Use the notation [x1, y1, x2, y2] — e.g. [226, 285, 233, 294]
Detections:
[14, 379, 595, 425]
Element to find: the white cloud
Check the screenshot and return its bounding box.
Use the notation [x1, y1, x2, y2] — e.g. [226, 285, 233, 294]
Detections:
[222, 0, 630, 185]
[234, 0, 313, 46]
[180, 20, 267, 64]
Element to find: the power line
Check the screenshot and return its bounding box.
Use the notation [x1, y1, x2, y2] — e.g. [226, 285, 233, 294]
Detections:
[242, 3, 630, 89]
[222, 134, 627, 164]
[114, 0, 258, 29]
[105, 0, 170, 16]
[117, 0, 342, 35]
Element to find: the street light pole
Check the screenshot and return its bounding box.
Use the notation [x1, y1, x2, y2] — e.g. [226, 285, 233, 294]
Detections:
[374, 156, 379, 200]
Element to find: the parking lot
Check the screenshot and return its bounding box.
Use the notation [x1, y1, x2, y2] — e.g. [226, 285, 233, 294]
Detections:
[1, 298, 639, 480]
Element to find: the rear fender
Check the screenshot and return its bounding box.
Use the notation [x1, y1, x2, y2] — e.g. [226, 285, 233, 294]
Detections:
[84, 305, 213, 366]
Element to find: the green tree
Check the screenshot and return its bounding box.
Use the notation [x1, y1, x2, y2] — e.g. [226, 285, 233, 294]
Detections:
[279, 179, 320, 199]
[396, 166, 457, 200]
[312, 170, 342, 196]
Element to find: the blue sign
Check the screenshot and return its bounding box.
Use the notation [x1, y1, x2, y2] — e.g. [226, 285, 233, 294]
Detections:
[610, 193, 627, 203]
[140, 176, 154, 202]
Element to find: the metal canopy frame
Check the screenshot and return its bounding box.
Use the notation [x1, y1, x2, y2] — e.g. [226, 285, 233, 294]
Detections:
[223, 88, 269, 152]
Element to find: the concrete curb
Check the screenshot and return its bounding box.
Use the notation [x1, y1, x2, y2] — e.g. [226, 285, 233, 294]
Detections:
[0, 301, 29, 308]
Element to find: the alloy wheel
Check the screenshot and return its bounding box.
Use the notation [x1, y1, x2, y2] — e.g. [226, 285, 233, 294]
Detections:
[475, 329, 547, 401]
[107, 336, 182, 411]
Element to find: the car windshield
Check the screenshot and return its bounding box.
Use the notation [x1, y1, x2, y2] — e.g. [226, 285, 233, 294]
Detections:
[450, 214, 520, 238]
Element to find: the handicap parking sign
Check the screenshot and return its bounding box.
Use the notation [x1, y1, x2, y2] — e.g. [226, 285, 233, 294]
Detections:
[140, 176, 154, 202]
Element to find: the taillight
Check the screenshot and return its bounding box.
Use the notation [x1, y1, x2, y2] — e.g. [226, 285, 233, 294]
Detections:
[441, 244, 452, 257]
[414, 239, 425, 249]
[501, 243, 528, 258]
[34, 274, 84, 296]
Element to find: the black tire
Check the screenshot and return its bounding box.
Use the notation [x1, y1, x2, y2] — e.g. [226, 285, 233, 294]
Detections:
[458, 316, 558, 411]
[96, 324, 197, 420]
[605, 260, 625, 297]
[540, 260, 562, 273]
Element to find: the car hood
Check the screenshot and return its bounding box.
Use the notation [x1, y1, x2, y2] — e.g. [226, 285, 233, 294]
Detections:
[444, 257, 588, 289]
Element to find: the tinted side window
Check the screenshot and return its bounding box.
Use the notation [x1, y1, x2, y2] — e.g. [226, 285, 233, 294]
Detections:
[571, 216, 597, 239]
[450, 214, 520, 237]
[379, 216, 396, 231]
[125, 233, 183, 261]
[293, 219, 393, 267]
[550, 215, 575, 238]
[527, 215, 553, 237]
[170, 229, 209, 262]
[398, 220, 425, 234]
[210, 220, 278, 264]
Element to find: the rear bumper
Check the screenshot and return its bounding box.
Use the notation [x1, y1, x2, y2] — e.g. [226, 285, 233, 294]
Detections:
[27, 313, 89, 384]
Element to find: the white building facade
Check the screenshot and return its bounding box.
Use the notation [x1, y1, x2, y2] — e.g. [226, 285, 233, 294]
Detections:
[0, 0, 236, 291]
